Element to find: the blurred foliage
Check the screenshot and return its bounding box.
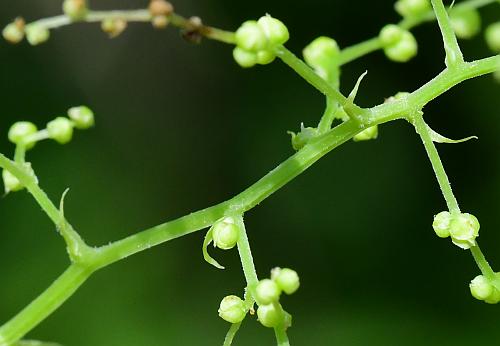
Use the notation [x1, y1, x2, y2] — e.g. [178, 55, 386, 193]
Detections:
[0, 1, 499, 345]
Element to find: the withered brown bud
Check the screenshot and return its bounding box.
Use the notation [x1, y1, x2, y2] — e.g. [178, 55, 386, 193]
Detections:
[181, 16, 204, 44]
[149, 0, 174, 17]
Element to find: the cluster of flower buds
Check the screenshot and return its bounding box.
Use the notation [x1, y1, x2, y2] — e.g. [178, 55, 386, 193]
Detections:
[379, 24, 418, 63]
[394, 0, 431, 18]
[469, 274, 500, 304]
[149, 0, 174, 29]
[432, 211, 480, 249]
[449, 8, 482, 40]
[233, 15, 289, 68]
[3, 18, 51, 46]
[2, 106, 94, 193]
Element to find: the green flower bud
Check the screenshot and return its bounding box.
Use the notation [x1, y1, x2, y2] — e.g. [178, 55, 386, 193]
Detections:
[47, 117, 74, 144]
[450, 8, 481, 39]
[8, 121, 38, 149]
[101, 18, 128, 38]
[2, 169, 23, 193]
[63, 0, 88, 21]
[353, 125, 378, 142]
[3, 18, 25, 44]
[257, 15, 289, 46]
[303, 36, 340, 79]
[257, 304, 283, 328]
[235, 20, 268, 52]
[449, 213, 479, 249]
[394, 0, 431, 18]
[233, 47, 258, 68]
[68, 106, 95, 129]
[485, 22, 500, 53]
[272, 268, 300, 295]
[469, 275, 500, 304]
[25, 24, 50, 46]
[218, 295, 246, 323]
[212, 217, 239, 250]
[257, 50, 276, 65]
[380, 25, 418, 63]
[432, 211, 451, 238]
[255, 279, 281, 305]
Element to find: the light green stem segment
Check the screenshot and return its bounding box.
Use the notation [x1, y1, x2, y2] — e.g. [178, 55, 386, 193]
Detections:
[223, 323, 242, 346]
[413, 114, 495, 279]
[0, 265, 92, 346]
[430, 0, 464, 67]
[413, 114, 460, 213]
[274, 327, 290, 346]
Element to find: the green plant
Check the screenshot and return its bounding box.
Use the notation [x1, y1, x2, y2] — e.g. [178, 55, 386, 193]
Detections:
[0, 0, 499, 345]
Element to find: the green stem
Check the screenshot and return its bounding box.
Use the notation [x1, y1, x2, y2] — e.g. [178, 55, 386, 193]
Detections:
[235, 216, 259, 288]
[339, 37, 382, 66]
[317, 98, 340, 134]
[413, 114, 460, 213]
[274, 327, 290, 346]
[223, 323, 242, 346]
[470, 245, 496, 280]
[0, 265, 93, 346]
[430, 0, 464, 67]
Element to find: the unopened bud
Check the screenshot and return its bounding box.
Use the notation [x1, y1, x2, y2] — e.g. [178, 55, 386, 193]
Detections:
[2, 18, 25, 44]
[101, 18, 128, 38]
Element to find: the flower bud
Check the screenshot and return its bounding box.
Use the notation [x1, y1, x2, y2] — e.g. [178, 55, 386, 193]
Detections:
[235, 21, 268, 52]
[256, 50, 276, 65]
[353, 125, 378, 142]
[25, 24, 50, 46]
[303, 36, 340, 79]
[255, 279, 281, 305]
[380, 25, 417, 62]
[152, 16, 169, 29]
[218, 295, 246, 324]
[101, 18, 128, 38]
[8, 121, 38, 149]
[394, 0, 431, 18]
[469, 275, 500, 304]
[450, 8, 481, 39]
[485, 22, 500, 53]
[2, 18, 25, 44]
[149, 0, 174, 17]
[257, 15, 289, 46]
[257, 304, 283, 328]
[47, 117, 74, 144]
[212, 217, 239, 250]
[62, 0, 88, 21]
[272, 268, 300, 295]
[2, 169, 23, 193]
[289, 125, 318, 151]
[432, 211, 452, 238]
[68, 106, 95, 129]
[233, 47, 258, 68]
[449, 213, 479, 249]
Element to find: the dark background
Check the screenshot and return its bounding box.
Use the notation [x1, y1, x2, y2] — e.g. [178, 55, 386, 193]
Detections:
[1, 1, 499, 345]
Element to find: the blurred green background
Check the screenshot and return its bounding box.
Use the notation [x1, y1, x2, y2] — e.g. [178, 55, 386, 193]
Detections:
[1, 1, 499, 345]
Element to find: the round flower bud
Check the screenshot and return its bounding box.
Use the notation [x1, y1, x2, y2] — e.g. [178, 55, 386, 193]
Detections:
[382, 30, 418, 63]
[257, 304, 283, 328]
[218, 295, 246, 324]
[47, 117, 74, 144]
[212, 217, 239, 250]
[101, 18, 128, 38]
[394, 0, 431, 18]
[257, 50, 276, 65]
[62, 0, 88, 21]
[432, 211, 452, 238]
[68, 106, 95, 129]
[303, 36, 340, 78]
[485, 22, 500, 53]
[257, 15, 289, 46]
[25, 24, 50, 46]
[449, 213, 479, 249]
[149, 0, 174, 17]
[379, 25, 404, 47]
[450, 8, 481, 39]
[469, 275, 494, 301]
[255, 279, 281, 305]
[2, 18, 25, 44]
[8, 121, 38, 149]
[235, 21, 268, 52]
[272, 268, 300, 295]
[353, 125, 378, 142]
[2, 169, 23, 193]
[233, 47, 258, 68]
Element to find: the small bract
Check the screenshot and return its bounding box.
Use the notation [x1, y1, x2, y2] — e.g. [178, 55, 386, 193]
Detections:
[353, 126, 378, 142]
